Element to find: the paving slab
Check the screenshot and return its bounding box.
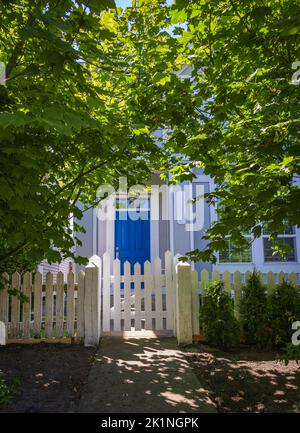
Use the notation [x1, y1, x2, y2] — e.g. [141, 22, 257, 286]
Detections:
[78, 336, 216, 413]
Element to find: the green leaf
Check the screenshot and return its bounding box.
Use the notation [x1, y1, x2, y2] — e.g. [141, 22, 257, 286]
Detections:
[0, 112, 28, 128]
[100, 10, 118, 33]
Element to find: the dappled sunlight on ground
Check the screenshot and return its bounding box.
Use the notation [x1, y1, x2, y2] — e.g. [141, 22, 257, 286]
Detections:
[184, 346, 300, 413]
[78, 337, 216, 413]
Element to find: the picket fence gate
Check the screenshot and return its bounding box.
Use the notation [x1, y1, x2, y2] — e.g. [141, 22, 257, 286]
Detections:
[101, 251, 176, 334]
[0, 251, 299, 345]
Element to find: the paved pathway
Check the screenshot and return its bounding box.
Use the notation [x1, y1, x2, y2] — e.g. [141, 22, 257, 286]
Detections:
[78, 335, 216, 413]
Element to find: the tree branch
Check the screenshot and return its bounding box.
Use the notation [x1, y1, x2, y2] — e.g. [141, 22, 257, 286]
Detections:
[53, 160, 108, 198]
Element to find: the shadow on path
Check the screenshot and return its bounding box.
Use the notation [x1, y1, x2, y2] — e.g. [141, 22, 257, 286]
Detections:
[78, 337, 216, 413]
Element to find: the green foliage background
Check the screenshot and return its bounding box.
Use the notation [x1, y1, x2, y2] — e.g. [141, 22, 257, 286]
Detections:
[170, 0, 300, 263]
[0, 0, 193, 268]
[0, 0, 299, 270]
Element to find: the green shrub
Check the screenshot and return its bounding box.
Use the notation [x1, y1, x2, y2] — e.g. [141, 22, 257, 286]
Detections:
[280, 342, 300, 365]
[0, 376, 19, 405]
[200, 280, 240, 350]
[240, 272, 269, 348]
[268, 280, 300, 348]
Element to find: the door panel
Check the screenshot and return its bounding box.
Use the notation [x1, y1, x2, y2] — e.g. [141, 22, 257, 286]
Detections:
[115, 210, 150, 273]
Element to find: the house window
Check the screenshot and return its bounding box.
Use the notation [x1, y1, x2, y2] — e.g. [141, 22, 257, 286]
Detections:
[216, 202, 252, 263]
[219, 238, 252, 263]
[263, 225, 297, 262]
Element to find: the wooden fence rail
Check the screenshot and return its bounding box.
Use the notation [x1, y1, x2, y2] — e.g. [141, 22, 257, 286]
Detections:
[0, 252, 299, 345]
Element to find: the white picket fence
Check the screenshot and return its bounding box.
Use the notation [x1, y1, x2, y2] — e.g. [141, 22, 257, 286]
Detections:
[0, 251, 299, 345]
[0, 270, 85, 340]
[101, 251, 175, 334]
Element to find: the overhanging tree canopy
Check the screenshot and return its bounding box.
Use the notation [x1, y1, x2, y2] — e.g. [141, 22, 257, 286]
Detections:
[0, 0, 193, 267]
[169, 0, 300, 262]
[1, 0, 299, 268]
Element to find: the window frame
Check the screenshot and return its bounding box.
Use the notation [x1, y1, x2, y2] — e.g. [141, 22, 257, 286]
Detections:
[262, 226, 297, 263]
[218, 236, 253, 264]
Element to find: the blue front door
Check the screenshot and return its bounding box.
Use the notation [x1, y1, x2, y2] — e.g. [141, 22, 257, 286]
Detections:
[115, 210, 150, 273]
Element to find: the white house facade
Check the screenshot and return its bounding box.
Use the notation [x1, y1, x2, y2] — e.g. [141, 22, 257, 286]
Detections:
[73, 169, 300, 277]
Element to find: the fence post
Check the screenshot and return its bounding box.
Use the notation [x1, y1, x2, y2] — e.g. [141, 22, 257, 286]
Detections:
[0, 321, 6, 345]
[175, 262, 193, 345]
[84, 255, 102, 346]
[172, 254, 180, 337]
[191, 269, 200, 335]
